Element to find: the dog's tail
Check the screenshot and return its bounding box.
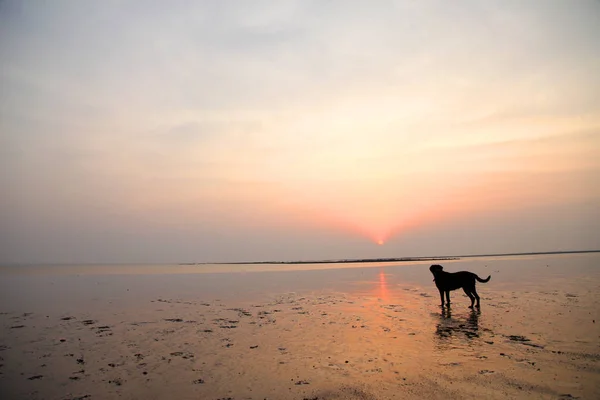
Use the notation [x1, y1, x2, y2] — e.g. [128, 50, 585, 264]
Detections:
[475, 274, 491, 283]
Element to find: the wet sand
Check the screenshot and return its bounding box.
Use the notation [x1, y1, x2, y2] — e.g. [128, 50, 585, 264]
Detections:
[1, 254, 599, 399]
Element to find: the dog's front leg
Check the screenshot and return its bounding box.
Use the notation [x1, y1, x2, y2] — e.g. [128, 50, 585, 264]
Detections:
[438, 289, 445, 307]
[445, 291, 451, 306]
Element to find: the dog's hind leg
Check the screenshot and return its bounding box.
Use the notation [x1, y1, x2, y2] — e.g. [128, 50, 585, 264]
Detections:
[472, 288, 481, 308]
[463, 288, 475, 308]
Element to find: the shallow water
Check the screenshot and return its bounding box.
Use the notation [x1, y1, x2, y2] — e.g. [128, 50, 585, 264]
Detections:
[1, 252, 598, 313]
[1, 253, 599, 399]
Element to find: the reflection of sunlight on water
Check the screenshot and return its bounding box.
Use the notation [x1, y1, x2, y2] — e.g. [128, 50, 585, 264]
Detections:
[348, 268, 397, 303]
[349, 269, 432, 333]
[378, 270, 389, 301]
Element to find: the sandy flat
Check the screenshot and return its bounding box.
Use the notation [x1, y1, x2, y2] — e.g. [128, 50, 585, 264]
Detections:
[1, 254, 599, 399]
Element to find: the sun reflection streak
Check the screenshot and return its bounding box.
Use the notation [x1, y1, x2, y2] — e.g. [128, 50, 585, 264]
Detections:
[378, 270, 389, 301]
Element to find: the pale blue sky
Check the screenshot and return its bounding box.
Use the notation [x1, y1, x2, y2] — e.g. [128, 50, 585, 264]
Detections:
[1, 1, 599, 263]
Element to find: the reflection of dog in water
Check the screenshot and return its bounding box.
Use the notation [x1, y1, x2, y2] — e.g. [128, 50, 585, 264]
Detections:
[436, 308, 480, 340]
[429, 264, 490, 308]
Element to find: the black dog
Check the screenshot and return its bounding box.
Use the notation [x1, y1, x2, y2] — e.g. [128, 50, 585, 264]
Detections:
[429, 264, 490, 308]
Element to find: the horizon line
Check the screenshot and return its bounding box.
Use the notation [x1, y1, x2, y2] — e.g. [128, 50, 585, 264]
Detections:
[201, 249, 600, 266]
[2, 249, 598, 267]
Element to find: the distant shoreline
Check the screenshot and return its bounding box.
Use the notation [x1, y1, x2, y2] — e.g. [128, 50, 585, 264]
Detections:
[180, 249, 600, 266]
[221, 256, 460, 265]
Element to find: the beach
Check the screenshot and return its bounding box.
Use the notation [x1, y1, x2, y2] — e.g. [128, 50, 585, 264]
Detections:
[1, 253, 599, 399]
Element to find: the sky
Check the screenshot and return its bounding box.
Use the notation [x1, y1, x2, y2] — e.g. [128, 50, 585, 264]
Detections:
[1, 1, 599, 264]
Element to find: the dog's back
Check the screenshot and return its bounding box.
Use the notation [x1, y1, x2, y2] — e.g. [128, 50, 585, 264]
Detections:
[430, 265, 491, 290]
[438, 271, 478, 290]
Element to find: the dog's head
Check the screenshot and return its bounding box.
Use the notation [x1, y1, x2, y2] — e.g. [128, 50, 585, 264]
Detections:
[429, 264, 444, 275]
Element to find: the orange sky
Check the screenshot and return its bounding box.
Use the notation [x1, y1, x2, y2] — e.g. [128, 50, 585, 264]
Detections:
[1, 1, 599, 263]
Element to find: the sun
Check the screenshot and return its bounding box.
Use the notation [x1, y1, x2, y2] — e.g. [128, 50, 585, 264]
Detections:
[377, 239, 384, 245]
